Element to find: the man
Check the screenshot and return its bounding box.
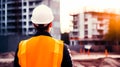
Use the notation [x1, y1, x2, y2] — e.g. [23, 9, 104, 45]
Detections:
[14, 4, 72, 67]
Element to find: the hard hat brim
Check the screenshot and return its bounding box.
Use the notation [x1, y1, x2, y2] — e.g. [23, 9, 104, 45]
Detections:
[31, 15, 54, 24]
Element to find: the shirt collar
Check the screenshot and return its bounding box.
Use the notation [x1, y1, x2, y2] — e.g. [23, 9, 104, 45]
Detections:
[34, 31, 52, 37]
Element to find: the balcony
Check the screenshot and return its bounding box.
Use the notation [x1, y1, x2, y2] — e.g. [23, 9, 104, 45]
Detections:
[69, 37, 80, 40]
[92, 35, 104, 40]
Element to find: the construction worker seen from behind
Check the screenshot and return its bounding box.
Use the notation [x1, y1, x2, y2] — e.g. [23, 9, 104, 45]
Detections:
[14, 4, 73, 67]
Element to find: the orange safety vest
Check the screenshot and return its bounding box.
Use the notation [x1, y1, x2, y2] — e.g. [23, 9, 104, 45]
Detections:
[18, 35, 64, 67]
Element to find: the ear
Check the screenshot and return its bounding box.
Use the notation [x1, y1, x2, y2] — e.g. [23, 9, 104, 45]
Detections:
[33, 23, 39, 28]
[49, 22, 52, 27]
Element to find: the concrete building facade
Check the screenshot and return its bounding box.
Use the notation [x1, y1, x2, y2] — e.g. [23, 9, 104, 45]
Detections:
[70, 11, 118, 46]
[0, 0, 60, 39]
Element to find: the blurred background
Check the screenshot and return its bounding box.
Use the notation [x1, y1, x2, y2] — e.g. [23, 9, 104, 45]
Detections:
[1, 0, 120, 53]
[61, 0, 120, 53]
[0, 0, 120, 67]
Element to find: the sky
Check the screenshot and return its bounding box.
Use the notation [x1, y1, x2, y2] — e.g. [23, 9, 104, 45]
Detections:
[60, 0, 120, 33]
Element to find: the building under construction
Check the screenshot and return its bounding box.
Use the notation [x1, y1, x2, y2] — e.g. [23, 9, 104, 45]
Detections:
[0, 0, 60, 39]
[70, 11, 119, 46]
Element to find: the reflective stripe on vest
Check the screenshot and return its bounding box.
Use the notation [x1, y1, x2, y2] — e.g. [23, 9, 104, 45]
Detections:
[18, 36, 63, 67]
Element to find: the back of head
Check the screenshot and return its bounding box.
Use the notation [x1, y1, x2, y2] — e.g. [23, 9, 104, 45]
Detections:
[31, 4, 54, 24]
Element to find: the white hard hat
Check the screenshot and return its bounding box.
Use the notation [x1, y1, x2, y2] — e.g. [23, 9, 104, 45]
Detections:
[31, 4, 54, 24]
